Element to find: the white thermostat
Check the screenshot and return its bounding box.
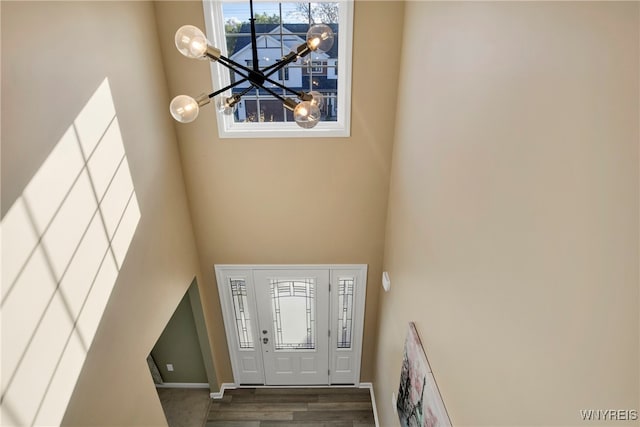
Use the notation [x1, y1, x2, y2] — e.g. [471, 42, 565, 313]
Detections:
[382, 271, 391, 292]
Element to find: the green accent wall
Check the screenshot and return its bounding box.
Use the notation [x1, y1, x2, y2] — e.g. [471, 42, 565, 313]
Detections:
[187, 279, 219, 391]
[151, 287, 208, 383]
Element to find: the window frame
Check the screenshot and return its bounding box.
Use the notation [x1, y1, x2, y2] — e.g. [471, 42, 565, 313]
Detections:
[203, 0, 353, 138]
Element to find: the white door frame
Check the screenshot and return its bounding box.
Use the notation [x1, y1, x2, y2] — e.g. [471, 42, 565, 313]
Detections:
[215, 264, 367, 386]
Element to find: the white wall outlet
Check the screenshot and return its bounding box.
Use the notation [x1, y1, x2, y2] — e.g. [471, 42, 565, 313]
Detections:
[166, 364, 174, 372]
[392, 391, 398, 414]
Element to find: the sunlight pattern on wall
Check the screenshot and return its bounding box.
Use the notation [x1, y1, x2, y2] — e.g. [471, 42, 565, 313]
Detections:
[0, 78, 140, 427]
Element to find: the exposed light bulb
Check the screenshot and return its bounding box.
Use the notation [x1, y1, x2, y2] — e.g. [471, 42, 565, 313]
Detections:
[191, 40, 205, 52]
[175, 25, 209, 59]
[308, 37, 321, 50]
[216, 96, 239, 115]
[306, 24, 334, 53]
[170, 95, 200, 123]
[294, 101, 320, 129]
[308, 91, 324, 109]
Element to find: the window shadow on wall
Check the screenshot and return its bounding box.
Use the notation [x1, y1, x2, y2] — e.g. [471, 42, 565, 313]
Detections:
[1, 78, 140, 427]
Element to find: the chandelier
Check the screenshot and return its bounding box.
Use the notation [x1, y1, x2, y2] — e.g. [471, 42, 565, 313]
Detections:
[169, 0, 335, 128]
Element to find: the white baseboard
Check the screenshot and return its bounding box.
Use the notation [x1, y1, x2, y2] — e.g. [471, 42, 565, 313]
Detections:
[210, 382, 237, 399]
[155, 382, 210, 389]
[359, 382, 379, 427]
[210, 383, 364, 398]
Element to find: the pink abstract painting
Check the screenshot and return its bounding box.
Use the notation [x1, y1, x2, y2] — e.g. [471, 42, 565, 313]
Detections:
[397, 322, 451, 427]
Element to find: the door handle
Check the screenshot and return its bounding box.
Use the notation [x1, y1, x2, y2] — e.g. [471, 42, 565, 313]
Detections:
[263, 337, 269, 344]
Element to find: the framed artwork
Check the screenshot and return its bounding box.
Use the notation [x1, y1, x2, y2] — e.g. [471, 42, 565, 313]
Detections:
[397, 322, 452, 427]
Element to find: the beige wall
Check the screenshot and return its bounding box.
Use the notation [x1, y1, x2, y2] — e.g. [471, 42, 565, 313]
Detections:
[376, 2, 639, 426]
[2, 1, 202, 425]
[154, 0, 404, 384]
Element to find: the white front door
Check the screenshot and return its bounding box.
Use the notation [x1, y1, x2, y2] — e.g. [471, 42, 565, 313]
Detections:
[253, 269, 329, 385]
[215, 265, 367, 386]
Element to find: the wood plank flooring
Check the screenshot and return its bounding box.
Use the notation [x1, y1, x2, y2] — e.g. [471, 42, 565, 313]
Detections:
[205, 388, 375, 427]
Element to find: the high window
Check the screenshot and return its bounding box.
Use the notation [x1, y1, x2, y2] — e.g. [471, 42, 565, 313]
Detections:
[203, 0, 353, 138]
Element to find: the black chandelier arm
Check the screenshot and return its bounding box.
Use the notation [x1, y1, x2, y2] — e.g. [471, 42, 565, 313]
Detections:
[259, 61, 305, 97]
[261, 62, 281, 72]
[261, 43, 311, 77]
[217, 54, 292, 94]
[217, 55, 287, 89]
[256, 62, 284, 77]
[261, 58, 297, 78]
[216, 39, 310, 86]
[258, 44, 310, 73]
[217, 55, 258, 79]
[216, 61, 290, 105]
[237, 85, 255, 97]
[216, 54, 304, 99]
[252, 82, 290, 105]
[248, 0, 260, 73]
[255, 49, 313, 97]
[208, 76, 250, 98]
[258, 76, 304, 98]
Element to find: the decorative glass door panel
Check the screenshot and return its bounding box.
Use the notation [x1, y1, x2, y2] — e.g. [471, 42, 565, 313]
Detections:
[337, 277, 354, 349]
[329, 269, 365, 384]
[230, 278, 254, 349]
[215, 270, 264, 384]
[254, 270, 329, 385]
[270, 279, 316, 350]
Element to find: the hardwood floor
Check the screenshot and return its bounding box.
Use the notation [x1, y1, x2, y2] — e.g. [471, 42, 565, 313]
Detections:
[205, 388, 376, 427]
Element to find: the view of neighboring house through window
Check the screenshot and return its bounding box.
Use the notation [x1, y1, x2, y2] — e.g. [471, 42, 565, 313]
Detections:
[224, 2, 338, 123]
[278, 67, 290, 81]
[204, 1, 352, 137]
[307, 60, 324, 73]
